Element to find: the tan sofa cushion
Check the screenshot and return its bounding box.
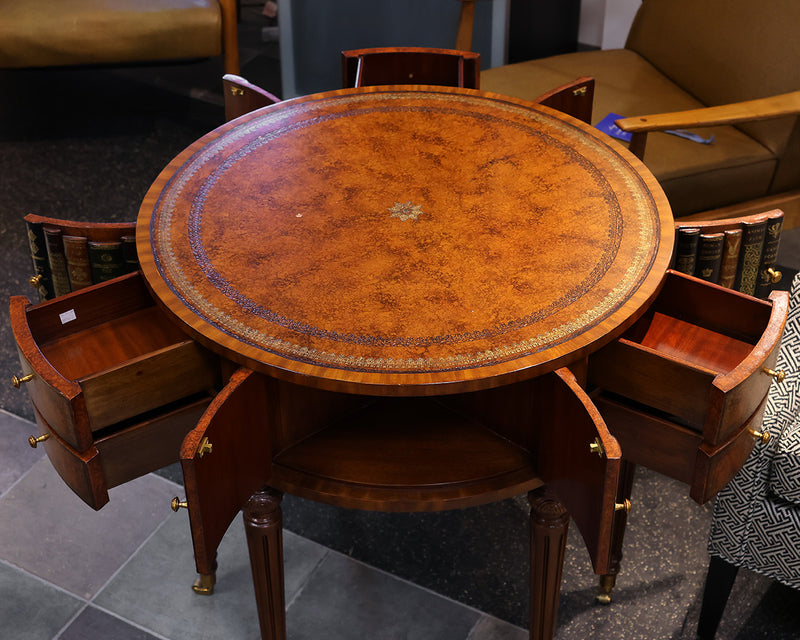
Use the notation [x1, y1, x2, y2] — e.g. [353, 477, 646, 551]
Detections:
[481, 50, 777, 216]
[0, 0, 223, 68]
[627, 0, 800, 156]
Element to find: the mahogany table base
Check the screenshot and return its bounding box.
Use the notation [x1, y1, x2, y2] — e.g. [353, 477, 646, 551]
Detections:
[241, 484, 571, 640]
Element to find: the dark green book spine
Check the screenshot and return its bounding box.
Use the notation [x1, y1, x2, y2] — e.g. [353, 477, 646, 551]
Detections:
[43, 225, 71, 297]
[121, 235, 139, 273]
[735, 219, 767, 296]
[673, 227, 700, 275]
[755, 212, 784, 298]
[24, 218, 53, 301]
[88, 240, 126, 283]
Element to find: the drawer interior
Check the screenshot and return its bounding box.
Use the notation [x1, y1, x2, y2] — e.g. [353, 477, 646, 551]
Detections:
[38, 306, 190, 381]
[621, 310, 756, 376]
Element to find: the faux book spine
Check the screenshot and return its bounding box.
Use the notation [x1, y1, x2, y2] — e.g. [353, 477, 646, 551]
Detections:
[43, 225, 71, 297]
[673, 227, 700, 276]
[717, 228, 742, 289]
[88, 240, 126, 283]
[63, 235, 93, 291]
[755, 211, 784, 298]
[735, 218, 767, 296]
[695, 232, 724, 283]
[24, 218, 53, 301]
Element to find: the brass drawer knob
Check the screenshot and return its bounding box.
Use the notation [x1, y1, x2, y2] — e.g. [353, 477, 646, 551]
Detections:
[763, 368, 786, 383]
[29, 274, 43, 288]
[28, 434, 50, 448]
[171, 497, 189, 512]
[750, 429, 771, 444]
[12, 373, 34, 388]
[615, 499, 632, 514]
[767, 267, 782, 284]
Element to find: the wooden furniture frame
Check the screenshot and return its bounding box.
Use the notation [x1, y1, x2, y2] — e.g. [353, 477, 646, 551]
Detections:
[9, 84, 790, 640]
[342, 47, 481, 90]
[222, 73, 280, 122]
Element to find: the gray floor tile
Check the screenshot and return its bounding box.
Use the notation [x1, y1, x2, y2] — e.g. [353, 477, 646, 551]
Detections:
[59, 606, 161, 640]
[0, 459, 177, 599]
[94, 511, 327, 640]
[468, 616, 528, 640]
[0, 561, 83, 640]
[0, 410, 44, 494]
[286, 552, 481, 640]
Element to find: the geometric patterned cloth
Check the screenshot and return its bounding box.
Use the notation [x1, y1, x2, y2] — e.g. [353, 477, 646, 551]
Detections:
[708, 273, 800, 590]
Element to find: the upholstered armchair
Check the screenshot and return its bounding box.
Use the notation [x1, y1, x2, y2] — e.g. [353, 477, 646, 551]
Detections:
[0, 0, 239, 74]
[480, 0, 800, 226]
[699, 272, 800, 638]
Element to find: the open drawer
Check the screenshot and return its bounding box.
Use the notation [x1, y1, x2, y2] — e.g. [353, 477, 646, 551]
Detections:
[10, 271, 224, 508]
[587, 270, 789, 502]
[10, 271, 222, 451]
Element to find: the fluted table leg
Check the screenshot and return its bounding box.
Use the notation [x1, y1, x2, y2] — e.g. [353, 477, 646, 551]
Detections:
[529, 486, 570, 640]
[243, 487, 286, 640]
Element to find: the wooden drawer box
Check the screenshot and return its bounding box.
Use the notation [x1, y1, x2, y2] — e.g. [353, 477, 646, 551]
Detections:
[11, 271, 222, 452]
[587, 270, 789, 503]
[29, 395, 212, 510]
[10, 271, 224, 508]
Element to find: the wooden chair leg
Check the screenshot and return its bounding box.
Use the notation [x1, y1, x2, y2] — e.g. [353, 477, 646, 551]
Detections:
[529, 486, 570, 640]
[697, 555, 739, 640]
[243, 487, 286, 640]
[596, 461, 636, 604]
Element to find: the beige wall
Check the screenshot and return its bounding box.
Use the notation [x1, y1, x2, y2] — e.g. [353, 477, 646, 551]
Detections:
[579, 0, 640, 49]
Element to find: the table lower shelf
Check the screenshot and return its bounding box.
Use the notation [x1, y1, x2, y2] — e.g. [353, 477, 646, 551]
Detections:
[271, 397, 540, 512]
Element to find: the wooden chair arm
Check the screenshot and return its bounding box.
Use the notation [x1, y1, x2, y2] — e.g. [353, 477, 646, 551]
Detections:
[614, 91, 800, 159]
[616, 91, 800, 134]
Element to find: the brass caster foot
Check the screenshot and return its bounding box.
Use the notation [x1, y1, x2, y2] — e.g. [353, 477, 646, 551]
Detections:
[192, 572, 216, 595]
[595, 574, 616, 605]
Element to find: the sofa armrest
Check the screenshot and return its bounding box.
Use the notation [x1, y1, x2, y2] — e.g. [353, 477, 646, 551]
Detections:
[615, 91, 800, 159]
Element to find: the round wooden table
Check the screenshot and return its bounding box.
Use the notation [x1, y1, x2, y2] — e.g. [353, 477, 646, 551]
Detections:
[138, 85, 673, 395]
[137, 86, 674, 640]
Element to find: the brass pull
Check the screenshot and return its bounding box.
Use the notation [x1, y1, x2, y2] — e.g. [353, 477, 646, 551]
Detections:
[28, 434, 50, 448]
[615, 499, 632, 514]
[589, 437, 605, 458]
[171, 497, 188, 512]
[573, 86, 588, 97]
[197, 437, 213, 458]
[12, 373, 34, 388]
[29, 274, 43, 288]
[750, 429, 771, 444]
[767, 267, 782, 284]
[763, 368, 786, 383]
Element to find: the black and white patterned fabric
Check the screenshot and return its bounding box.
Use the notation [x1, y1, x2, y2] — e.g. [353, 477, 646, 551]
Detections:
[708, 273, 800, 590]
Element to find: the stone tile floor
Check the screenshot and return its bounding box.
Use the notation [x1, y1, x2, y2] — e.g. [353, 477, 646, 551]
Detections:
[0, 410, 524, 640]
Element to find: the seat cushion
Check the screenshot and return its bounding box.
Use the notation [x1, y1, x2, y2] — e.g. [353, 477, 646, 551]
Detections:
[0, 0, 222, 68]
[481, 49, 778, 216]
[770, 412, 800, 505]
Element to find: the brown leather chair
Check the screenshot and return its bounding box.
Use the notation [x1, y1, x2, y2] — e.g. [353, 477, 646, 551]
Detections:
[480, 0, 800, 227]
[0, 0, 239, 74]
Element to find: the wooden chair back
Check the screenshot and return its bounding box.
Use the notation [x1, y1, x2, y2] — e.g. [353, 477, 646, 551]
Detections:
[342, 47, 480, 90]
[534, 77, 595, 124]
[222, 74, 280, 122]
